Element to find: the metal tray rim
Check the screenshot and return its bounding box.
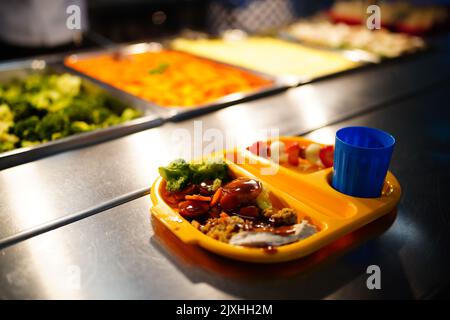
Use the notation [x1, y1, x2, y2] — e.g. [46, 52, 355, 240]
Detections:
[63, 42, 294, 119]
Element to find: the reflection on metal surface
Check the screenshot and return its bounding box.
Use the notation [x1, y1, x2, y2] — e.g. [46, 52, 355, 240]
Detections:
[1, 163, 55, 230]
[31, 60, 46, 70]
[287, 85, 328, 128]
[125, 42, 163, 55]
[22, 239, 81, 299]
[342, 50, 380, 64]
[0, 162, 81, 298]
[306, 127, 336, 145]
[121, 129, 168, 184]
[215, 103, 270, 145]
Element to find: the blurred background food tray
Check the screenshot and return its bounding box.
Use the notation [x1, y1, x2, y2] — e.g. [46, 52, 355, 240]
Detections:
[171, 31, 374, 86]
[279, 17, 428, 64]
[64, 42, 291, 122]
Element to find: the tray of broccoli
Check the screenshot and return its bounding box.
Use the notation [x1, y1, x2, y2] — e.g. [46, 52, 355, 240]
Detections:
[0, 59, 163, 170]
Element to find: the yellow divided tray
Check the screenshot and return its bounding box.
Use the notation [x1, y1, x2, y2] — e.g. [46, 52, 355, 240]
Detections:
[150, 136, 401, 263]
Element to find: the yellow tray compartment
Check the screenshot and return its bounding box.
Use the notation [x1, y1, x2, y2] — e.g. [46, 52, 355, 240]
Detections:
[150, 136, 401, 263]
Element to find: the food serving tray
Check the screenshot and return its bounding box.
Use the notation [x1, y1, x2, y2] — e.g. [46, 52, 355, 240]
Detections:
[171, 33, 374, 86]
[64, 42, 291, 122]
[150, 136, 401, 263]
[0, 59, 163, 170]
[278, 31, 381, 64]
[278, 29, 428, 66]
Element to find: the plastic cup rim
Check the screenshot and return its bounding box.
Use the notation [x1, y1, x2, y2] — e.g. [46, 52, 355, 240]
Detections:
[335, 126, 396, 151]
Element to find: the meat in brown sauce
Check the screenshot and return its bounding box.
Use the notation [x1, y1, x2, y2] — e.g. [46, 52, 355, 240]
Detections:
[161, 175, 309, 247]
[219, 178, 262, 212]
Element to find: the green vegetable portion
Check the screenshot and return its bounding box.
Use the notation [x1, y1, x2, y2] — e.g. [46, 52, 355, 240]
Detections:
[189, 159, 229, 184]
[158, 159, 192, 192]
[0, 73, 142, 153]
[158, 158, 229, 192]
[0, 103, 19, 152]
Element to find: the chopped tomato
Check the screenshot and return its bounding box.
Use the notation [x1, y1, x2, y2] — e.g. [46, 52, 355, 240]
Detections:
[160, 183, 197, 205]
[285, 142, 300, 166]
[286, 141, 307, 159]
[299, 145, 306, 159]
[319, 145, 334, 168]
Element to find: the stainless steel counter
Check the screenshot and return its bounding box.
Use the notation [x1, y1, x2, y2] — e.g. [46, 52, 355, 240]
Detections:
[1, 50, 450, 242]
[0, 47, 450, 299]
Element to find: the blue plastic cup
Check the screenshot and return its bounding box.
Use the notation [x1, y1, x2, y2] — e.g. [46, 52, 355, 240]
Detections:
[332, 126, 396, 198]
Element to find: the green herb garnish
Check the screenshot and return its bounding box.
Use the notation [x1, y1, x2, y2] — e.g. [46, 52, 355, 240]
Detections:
[148, 62, 170, 74]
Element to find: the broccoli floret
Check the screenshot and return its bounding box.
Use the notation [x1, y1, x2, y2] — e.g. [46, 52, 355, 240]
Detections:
[158, 158, 229, 192]
[190, 158, 229, 184]
[2, 83, 22, 105]
[90, 107, 112, 124]
[24, 73, 47, 92]
[0, 103, 14, 121]
[27, 90, 54, 110]
[158, 159, 192, 192]
[121, 108, 141, 122]
[63, 102, 94, 123]
[13, 116, 40, 141]
[53, 73, 81, 96]
[102, 115, 122, 127]
[103, 95, 127, 115]
[25, 74, 80, 112]
[46, 95, 72, 113]
[0, 103, 14, 134]
[64, 95, 113, 124]
[21, 140, 40, 148]
[9, 101, 36, 121]
[70, 121, 93, 134]
[0, 141, 15, 152]
[0, 122, 10, 135]
[0, 132, 19, 152]
[51, 132, 63, 141]
[36, 112, 70, 141]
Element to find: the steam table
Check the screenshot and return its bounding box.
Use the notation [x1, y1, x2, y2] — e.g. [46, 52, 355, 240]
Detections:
[0, 42, 450, 299]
